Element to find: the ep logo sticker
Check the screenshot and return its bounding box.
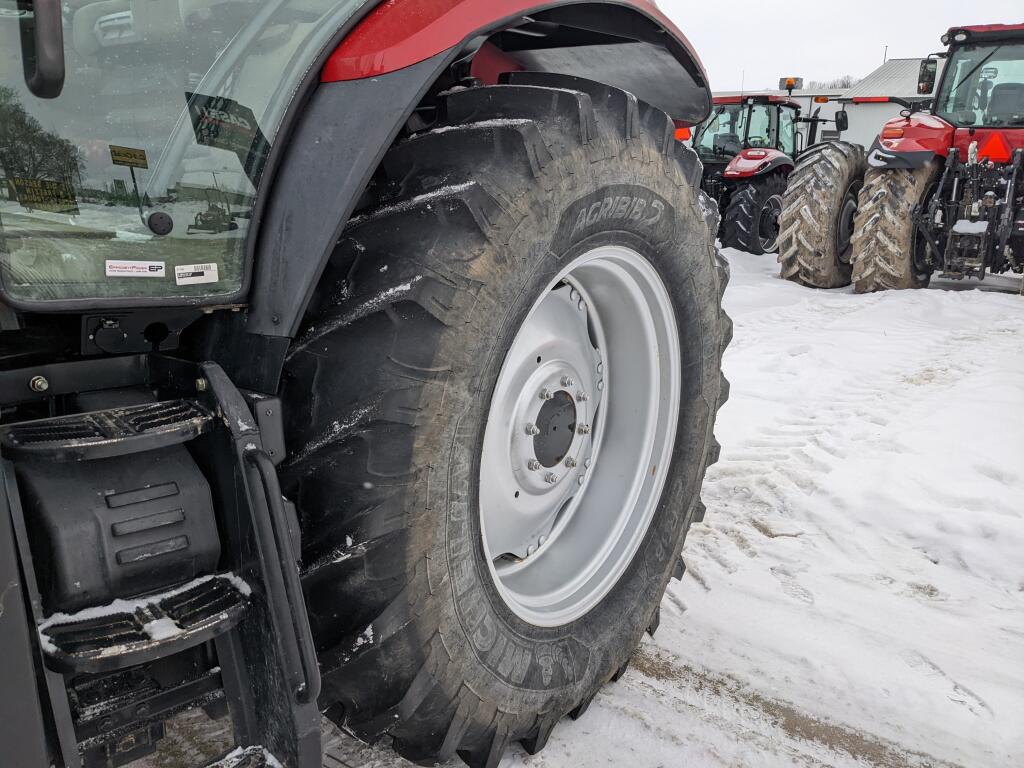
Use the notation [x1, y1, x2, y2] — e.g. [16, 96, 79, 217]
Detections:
[106, 260, 166, 278]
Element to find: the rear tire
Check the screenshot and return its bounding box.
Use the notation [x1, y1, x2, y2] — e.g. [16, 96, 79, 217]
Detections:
[721, 173, 787, 254]
[778, 141, 866, 288]
[851, 163, 939, 293]
[280, 76, 730, 767]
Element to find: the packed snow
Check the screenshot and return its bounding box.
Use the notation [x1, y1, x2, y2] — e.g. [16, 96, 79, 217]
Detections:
[320, 250, 1024, 768]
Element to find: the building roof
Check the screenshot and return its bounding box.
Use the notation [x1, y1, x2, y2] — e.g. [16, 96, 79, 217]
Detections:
[842, 58, 939, 99]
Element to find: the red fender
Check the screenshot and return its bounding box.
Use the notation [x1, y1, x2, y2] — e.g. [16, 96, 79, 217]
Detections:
[876, 113, 956, 157]
[722, 148, 794, 180]
[321, 0, 706, 84]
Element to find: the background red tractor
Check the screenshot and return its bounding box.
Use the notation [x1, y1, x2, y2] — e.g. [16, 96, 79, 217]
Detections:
[690, 91, 847, 254]
[781, 24, 1024, 291]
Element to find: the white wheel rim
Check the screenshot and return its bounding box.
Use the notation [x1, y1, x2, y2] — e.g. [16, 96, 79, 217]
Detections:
[479, 245, 681, 626]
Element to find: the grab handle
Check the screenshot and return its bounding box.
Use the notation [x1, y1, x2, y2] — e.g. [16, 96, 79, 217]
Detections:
[22, 0, 65, 98]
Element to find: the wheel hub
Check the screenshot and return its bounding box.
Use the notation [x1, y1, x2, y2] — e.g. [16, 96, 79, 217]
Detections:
[533, 390, 577, 467]
[759, 194, 784, 252]
[836, 182, 861, 263]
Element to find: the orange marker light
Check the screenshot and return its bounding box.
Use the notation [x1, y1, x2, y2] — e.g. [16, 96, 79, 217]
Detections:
[813, 96, 829, 104]
[674, 126, 692, 141]
[881, 126, 905, 139]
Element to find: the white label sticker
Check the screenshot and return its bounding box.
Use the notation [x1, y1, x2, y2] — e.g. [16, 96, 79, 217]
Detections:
[106, 260, 165, 278]
[175, 263, 220, 286]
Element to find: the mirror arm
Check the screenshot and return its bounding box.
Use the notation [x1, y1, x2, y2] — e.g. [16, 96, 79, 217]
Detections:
[20, 0, 66, 99]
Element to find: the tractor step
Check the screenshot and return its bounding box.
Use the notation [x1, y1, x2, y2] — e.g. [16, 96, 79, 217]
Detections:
[2, 360, 322, 768]
[0, 399, 213, 461]
[205, 746, 285, 767]
[39, 574, 250, 674]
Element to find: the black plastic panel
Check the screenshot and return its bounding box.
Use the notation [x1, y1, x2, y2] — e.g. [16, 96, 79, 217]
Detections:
[17, 444, 221, 613]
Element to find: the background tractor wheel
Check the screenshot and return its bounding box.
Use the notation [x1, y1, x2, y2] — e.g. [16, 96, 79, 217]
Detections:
[851, 163, 939, 293]
[280, 76, 730, 768]
[778, 141, 867, 288]
[721, 173, 787, 254]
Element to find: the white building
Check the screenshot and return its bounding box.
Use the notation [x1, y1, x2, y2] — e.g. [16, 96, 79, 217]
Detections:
[840, 58, 941, 147]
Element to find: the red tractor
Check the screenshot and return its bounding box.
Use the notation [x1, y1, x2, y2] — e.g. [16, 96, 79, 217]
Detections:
[691, 92, 846, 254]
[781, 24, 1024, 291]
[0, 2, 729, 768]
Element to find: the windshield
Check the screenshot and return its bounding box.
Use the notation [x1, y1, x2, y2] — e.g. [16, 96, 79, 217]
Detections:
[0, 0, 369, 306]
[935, 42, 1024, 127]
[693, 102, 772, 161]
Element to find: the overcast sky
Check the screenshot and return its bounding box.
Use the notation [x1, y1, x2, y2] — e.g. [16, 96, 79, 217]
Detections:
[657, 1, 1024, 91]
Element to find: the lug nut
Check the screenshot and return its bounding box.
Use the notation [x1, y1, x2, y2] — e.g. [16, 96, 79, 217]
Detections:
[544, 472, 558, 484]
[525, 423, 540, 436]
[578, 424, 591, 435]
[584, 458, 592, 469]
[570, 288, 580, 302]
[564, 457, 577, 468]
[578, 476, 585, 486]
[527, 459, 541, 471]
[538, 535, 548, 546]
[539, 389, 554, 401]
[577, 299, 586, 312]
[597, 362, 604, 374]
[576, 391, 589, 402]
[597, 380, 604, 391]
[527, 544, 537, 556]
[28, 375, 49, 393]
[561, 376, 575, 387]
[195, 377, 209, 393]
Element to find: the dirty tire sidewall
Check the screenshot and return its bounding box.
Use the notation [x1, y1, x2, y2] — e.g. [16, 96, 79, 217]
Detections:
[851, 162, 939, 293]
[281, 81, 727, 766]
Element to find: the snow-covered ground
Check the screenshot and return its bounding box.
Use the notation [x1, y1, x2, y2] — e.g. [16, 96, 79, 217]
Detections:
[144, 249, 1024, 768]
[324, 251, 1024, 768]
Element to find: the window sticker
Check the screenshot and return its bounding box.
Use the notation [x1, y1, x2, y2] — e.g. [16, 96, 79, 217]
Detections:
[174, 263, 220, 286]
[106, 260, 166, 278]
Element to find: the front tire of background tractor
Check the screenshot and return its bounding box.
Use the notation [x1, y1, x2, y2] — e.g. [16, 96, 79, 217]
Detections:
[850, 162, 939, 293]
[280, 77, 730, 767]
[778, 141, 867, 288]
[720, 173, 787, 254]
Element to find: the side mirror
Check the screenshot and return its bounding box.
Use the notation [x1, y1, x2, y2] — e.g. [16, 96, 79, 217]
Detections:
[835, 110, 849, 133]
[918, 59, 938, 95]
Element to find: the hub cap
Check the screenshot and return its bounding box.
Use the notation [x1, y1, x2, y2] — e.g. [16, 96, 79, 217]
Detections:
[479, 245, 681, 626]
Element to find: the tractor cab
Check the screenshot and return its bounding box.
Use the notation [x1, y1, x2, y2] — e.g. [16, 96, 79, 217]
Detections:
[693, 95, 800, 170]
[927, 28, 1024, 131]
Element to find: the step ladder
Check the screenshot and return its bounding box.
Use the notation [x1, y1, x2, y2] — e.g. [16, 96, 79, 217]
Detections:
[0, 361, 321, 768]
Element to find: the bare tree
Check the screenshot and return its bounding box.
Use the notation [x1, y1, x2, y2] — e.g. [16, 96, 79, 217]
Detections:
[0, 86, 84, 185]
[807, 75, 861, 90]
